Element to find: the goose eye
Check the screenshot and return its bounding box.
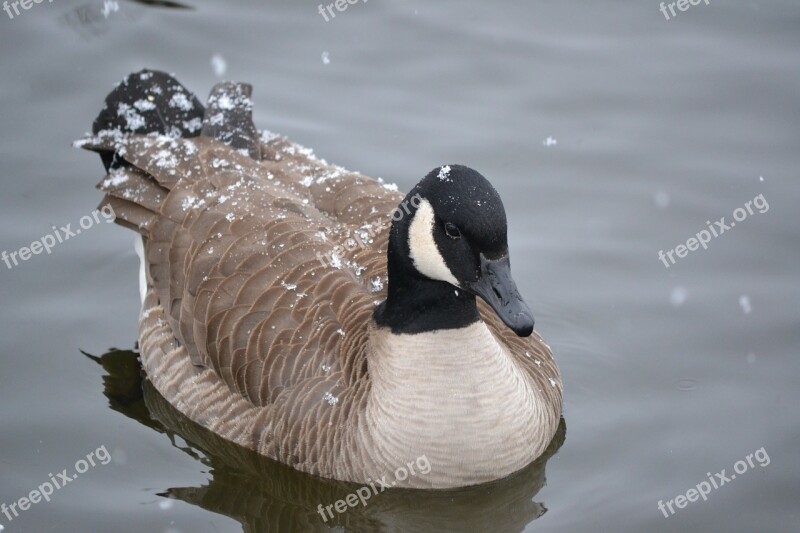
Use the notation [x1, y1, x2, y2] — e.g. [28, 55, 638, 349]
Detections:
[444, 222, 461, 239]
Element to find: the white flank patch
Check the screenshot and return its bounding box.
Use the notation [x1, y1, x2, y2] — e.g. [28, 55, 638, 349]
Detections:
[408, 199, 459, 286]
[135, 236, 146, 305]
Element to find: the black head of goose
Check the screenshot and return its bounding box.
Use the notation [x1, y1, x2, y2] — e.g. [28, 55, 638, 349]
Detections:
[376, 164, 535, 337]
[77, 70, 562, 489]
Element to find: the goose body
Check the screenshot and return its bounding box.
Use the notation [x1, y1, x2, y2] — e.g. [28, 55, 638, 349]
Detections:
[78, 71, 562, 489]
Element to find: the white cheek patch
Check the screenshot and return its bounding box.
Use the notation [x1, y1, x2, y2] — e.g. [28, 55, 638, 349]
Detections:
[408, 199, 460, 287]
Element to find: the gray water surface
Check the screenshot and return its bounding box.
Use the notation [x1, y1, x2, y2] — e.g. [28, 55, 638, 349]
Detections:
[1, 1, 798, 531]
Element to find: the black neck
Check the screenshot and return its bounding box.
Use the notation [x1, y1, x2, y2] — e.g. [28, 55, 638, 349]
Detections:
[373, 212, 481, 334]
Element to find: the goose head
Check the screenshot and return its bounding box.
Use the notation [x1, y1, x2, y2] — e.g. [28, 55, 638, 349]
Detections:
[375, 164, 535, 337]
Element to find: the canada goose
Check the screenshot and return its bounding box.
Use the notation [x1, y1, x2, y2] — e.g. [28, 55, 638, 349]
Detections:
[77, 70, 562, 489]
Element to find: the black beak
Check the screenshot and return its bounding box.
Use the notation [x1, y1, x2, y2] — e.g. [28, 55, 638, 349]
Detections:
[465, 253, 535, 337]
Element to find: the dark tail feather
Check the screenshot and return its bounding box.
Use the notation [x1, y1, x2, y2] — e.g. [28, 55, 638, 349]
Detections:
[92, 69, 205, 171]
[201, 82, 261, 160]
[83, 71, 263, 236]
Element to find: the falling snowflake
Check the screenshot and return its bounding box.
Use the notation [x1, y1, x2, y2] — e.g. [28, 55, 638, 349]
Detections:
[654, 191, 670, 209]
[101, 0, 119, 19]
[670, 287, 688, 307]
[739, 295, 752, 314]
[211, 54, 227, 78]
